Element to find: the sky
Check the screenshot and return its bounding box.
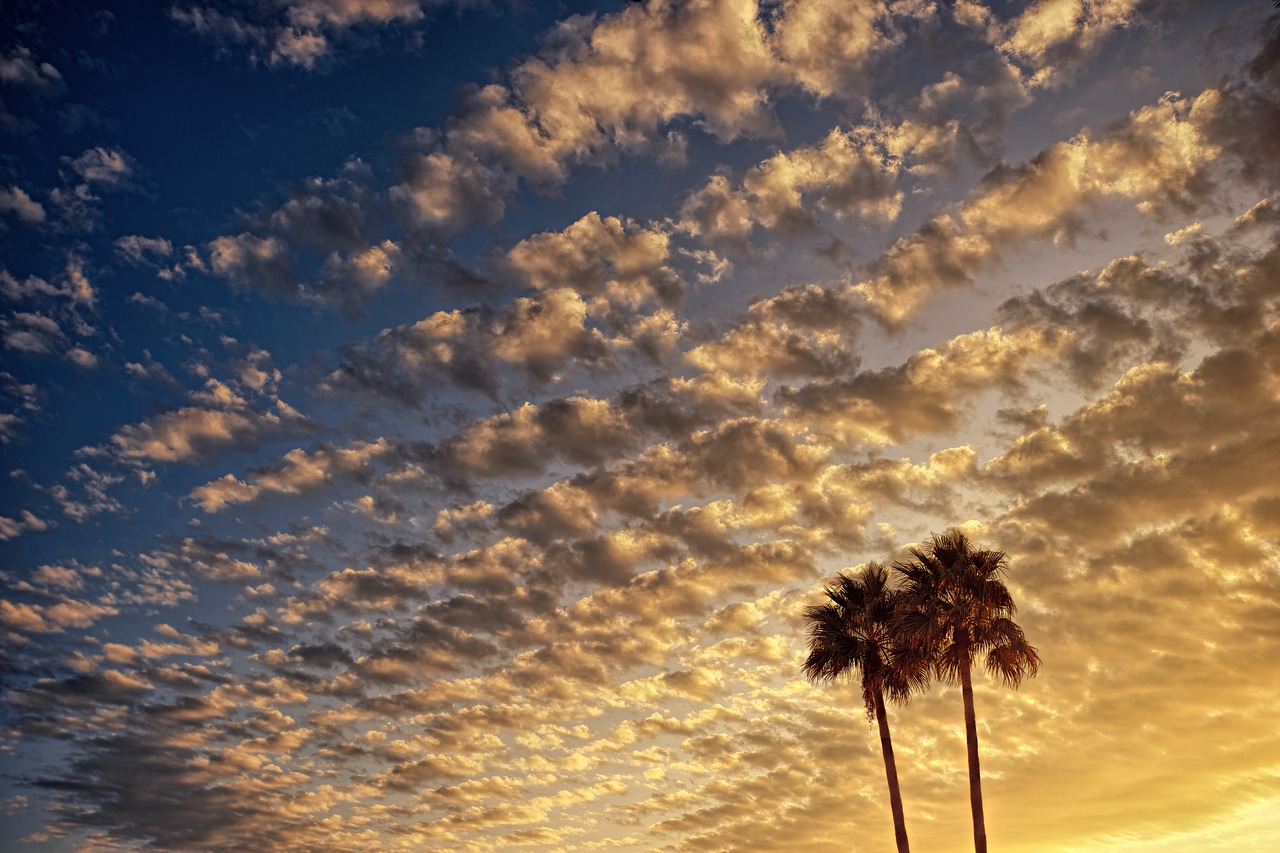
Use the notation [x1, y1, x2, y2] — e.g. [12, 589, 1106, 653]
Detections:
[1, 0, 1279, 850]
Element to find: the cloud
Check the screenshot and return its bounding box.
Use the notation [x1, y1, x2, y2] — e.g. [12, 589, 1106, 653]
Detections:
[386, 0, 908, 240]
[321, 239, 401, 301]
[67, 146, 139, 190]
[0, 185, 45, 223]
[324, 287, 609, 402]
[0, 596, 116, 634]
[998, 223, 1280, 388]
[0, 46, 65, 94]
[504, 212, 683, 314]
[0, 509, 52, 541]
[988, 342, 1280, 545]
[449, 397, 636, 476]
[2, 311, 66, 355]
[285, 0, 432, 29]
[208, 232, 297, 297]
[36, 463, 126, 522]
[675, 43, 1034, 256]
[684, 282, 864, 380]
[677, 126, 904, 244]
[125, 351, 180, 388]
[29, 562, 97, 591]
[266, 184, 369, 251]
[271, 28, 328, 68]
[114, 234, 174, 264]
[168, 5, 288, 67]
[165, 538, 265, 582]
[202, 176, 423, 311]
[0, 290, 99, 367]
[0, 372, 39, 443]
[391, 144, 514, 235]
[101, 380, 307, 466]
[189, 438, 395, 512]
[1002, 0, 1143, 85]
[65, 347, 98, 368]
[106, 404, 289, 464]
[192, 368, 770, 516]
[1, 258, 96, 308]
[1198, 17, 1280, 191]
[43, 147, 143, 230]
[880, 52, 1033, 172]
[195, 0, 903, 312]
[778, 325, 1064, 447]
[851, 85, 1224, 326]
[771, 0, 894, 98]
[171, 0, 453, 69]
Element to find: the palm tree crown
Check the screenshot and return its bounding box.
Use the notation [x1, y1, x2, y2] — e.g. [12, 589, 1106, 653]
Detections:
[802, 562, 927, 715]
[893, 529, 1040, 687]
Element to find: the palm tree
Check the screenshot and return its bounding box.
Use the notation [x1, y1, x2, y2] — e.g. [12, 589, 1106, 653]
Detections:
[893, 529, 1040, 853]
[802, 562, 926, 853]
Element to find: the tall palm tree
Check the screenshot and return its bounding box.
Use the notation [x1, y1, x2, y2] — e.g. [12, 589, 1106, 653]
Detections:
[893, 529, 1040, 853]
[802, 562, 926, 853]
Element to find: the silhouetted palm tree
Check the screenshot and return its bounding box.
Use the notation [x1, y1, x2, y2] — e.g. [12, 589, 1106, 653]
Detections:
[803, 563, 926, 853]
[894, 529, 1040, 853]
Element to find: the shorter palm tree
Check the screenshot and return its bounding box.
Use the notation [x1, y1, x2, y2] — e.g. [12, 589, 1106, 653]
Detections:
[894, 529, 1040, 853]
[803, 563, 927, 853]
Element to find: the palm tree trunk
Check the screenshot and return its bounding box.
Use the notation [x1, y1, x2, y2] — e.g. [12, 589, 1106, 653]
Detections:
[873, 688, 910, 853]
[960, 663, 987, 853]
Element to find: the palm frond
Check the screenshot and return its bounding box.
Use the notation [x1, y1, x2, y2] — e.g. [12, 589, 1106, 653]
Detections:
[885, 641, 932, 702]
[985, 638, 1041, 687]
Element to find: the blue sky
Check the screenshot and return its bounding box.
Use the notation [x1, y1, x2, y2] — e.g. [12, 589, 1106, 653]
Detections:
[3, 1, 1280, 851]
